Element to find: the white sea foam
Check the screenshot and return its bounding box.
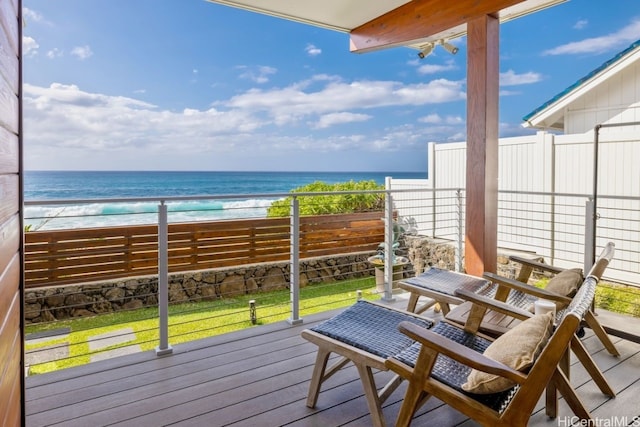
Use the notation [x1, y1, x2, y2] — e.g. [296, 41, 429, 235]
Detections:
[24, 198, 283, 230]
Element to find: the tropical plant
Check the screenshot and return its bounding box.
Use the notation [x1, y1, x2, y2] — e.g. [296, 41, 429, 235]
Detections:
[266, 180, 384, 217]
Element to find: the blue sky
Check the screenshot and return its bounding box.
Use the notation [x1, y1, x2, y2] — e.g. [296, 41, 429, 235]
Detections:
[22, 0, 639, 172]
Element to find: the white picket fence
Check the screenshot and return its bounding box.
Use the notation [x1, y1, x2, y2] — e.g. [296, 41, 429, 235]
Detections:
[389, 127, 640, 285]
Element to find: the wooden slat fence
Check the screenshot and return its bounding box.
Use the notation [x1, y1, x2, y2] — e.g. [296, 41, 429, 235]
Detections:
[24, 212, 384, 289]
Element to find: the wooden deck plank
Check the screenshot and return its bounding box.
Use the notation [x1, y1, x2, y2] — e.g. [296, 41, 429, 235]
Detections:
[27, 311, 329, 396]
[27, 332, 313, 404]
[64, 354, 318, 426]
[527, 337, 640, 426]
[25, 299, 640, 427]
[27, 342, 318, 424]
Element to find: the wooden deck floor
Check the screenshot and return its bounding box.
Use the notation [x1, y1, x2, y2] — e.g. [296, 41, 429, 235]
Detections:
[25, 297, 640, 427]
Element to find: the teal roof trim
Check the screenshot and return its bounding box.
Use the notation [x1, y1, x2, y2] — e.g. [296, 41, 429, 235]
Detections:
[523, 39, 640, 122]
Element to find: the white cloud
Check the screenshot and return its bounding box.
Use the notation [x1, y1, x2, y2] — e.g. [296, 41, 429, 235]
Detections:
[499, 89, 521, 96]
[23, 36, 39, 57]
[417, 60, 456, 75]
[71, 45, 93, 60]
[23, 77, 466, 169]
[543, 18, 640, 56]
[23, 83, 262, 157]
[305, 44, 322, 57]
[237, 65, 277, 84]
[419, 114, 442, 124]
[418, 114, 462, 125]
[47, 48, 63, 59]
[447, 132, 465, 141]
[500, 121, 536, 137]
[573, 19, 588, 30]
[313, 112, 371, 129]
[500, 69, 542, 86]
[444, 116, 463, 125]
[226, 77, 466, 125]
[23, 8, 44, 24]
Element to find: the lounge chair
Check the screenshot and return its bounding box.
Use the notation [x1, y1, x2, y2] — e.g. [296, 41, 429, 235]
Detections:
[301, 300, 435, 427]
[445, 242, 617, 399]
[385, 255, 607, 426]
[447, 242, 618, 357]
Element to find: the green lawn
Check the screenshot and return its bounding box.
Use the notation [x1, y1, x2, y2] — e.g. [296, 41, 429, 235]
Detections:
[27, 274, 639, 375]
[534, 278, 640, 316]
[26, 277, 380, 374]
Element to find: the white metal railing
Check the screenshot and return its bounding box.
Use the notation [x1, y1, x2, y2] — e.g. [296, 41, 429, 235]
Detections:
[23, 186, 640, 371]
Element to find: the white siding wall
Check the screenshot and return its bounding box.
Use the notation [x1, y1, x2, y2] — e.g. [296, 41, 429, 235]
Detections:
[389, 128, 640, 283]
[566, 60, 640, 133]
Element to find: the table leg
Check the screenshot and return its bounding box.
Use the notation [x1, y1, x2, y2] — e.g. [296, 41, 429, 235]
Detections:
[406, 293, 420, 313]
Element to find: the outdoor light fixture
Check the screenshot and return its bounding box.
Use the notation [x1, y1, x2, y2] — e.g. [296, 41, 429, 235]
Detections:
[440, 40, 459, 55]
[418, 40, 459, 59]
[417, 43, 434, 59]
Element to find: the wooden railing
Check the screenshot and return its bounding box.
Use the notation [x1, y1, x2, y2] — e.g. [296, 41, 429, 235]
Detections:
[24, 212, 384, 289]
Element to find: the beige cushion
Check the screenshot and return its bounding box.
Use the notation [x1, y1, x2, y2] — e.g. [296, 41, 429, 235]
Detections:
[545, 268, 583, 302]
[462, 312, 554, 394]
[527, 268, 583, 313]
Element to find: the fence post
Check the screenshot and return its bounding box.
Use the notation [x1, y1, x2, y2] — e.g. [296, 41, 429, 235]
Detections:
[429, 142, 437, 237]
[584, 198, 597, 273]
[156, 201, 173, 356]
[456, 189, 464, 272]
[382, 187, 395, 302]
[288, 196, 303, 325]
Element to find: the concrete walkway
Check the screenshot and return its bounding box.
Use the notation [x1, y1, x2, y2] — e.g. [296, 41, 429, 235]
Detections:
[25, 327, 142, 375]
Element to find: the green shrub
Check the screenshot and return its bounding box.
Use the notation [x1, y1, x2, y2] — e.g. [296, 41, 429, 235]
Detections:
[266, 180, 384, 217]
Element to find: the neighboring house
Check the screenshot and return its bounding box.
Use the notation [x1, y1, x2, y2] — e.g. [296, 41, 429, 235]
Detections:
[390, 39, 640, 281]
[523, 39, 640, 133]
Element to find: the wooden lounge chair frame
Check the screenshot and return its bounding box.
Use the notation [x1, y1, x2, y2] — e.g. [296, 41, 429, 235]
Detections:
[447, 242, 617, 399]
[447, 243, 618, 359]
[385, 257, 607, 427]
[496, 243, 619, 357]
[301, 300, 435, 427]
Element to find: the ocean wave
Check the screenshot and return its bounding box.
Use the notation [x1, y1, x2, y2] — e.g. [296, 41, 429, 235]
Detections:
[24, 198, 282, 231]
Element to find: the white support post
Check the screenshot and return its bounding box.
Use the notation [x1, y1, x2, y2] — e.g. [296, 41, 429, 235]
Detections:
[429, 142, 437, 237]
[288, 196, 303, 325]
[456, 189, 464, 272]
[156, 201, 173, 356]
[382, 182, 395, 302]
[584, 199, 597, 273]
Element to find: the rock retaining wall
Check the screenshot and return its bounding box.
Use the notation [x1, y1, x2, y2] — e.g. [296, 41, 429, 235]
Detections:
[24, 252, 375, 324]
[24, 238, 536, 324]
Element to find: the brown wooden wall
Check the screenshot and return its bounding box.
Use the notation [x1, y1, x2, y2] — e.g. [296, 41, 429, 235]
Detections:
[24, 212, 384, 289]
[0, 0, 22, 425]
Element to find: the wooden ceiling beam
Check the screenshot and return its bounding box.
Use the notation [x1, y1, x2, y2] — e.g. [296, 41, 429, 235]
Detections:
[349, 0, 523, 52]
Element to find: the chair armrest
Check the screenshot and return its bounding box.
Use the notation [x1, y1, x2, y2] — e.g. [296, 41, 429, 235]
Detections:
[454, 288, 534, 321]
[509, 255, 566, 275]
[483, 272, 573, 306]
[396, 321, 527, 385]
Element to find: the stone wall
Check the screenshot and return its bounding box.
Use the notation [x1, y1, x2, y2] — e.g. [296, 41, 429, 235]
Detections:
[24, 238, 539, 324]
[24, 252, 374, 324]
[405, 236, 526, 279]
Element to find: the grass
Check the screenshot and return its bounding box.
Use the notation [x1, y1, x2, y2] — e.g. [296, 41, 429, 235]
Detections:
[595, 282, 640, 316]
[27, 273, 640, 375]
[534, 277, 640, 316]
[25, 277, 380, 375]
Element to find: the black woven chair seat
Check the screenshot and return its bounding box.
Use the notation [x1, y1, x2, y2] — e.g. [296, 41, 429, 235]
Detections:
[401, 268, 493, 297]
[310, 300, 434, 359]
[393, 321, 518, 413]
[490, 287, 568, 322]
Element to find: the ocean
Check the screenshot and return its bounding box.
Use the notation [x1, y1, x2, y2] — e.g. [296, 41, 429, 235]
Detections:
[24, 170, 426, 230]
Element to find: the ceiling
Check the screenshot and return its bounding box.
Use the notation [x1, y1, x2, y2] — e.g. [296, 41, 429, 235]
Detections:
[206, 0, 567, 51]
